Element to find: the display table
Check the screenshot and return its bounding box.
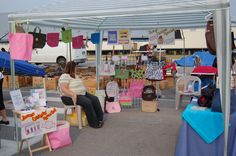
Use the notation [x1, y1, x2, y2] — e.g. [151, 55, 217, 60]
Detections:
[13, 107, 57, 156]
[175, 112, 236, 156]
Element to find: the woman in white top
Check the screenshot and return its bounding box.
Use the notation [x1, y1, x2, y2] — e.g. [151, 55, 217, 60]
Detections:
[0, 72, 9, 125]
[59, 61, 103, 128]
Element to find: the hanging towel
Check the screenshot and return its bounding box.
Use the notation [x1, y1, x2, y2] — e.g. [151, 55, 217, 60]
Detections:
[9, 33, 33, 61]
[91, 33, 100, 44]
[72, 35, 83, 49]
[61, 29, 72, 43]
[47, 33, 59, 47]
[182, 104, 224, 144]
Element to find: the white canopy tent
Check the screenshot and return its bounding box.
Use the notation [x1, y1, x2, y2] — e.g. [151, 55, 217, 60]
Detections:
[7, 0, 233, 155]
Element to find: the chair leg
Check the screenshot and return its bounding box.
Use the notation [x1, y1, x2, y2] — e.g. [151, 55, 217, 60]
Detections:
[77, 106, 82, 129]
[175, 93, 180, 110]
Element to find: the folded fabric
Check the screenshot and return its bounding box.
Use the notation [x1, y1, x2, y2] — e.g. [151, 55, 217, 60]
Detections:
[192, 66, 218, 75]
[91, 33, 100, 44]
[182, 104, 224, 144]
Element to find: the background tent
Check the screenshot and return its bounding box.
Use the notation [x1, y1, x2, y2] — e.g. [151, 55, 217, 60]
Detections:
[175, 51, 216, 67]
[0, 51, 45, 76]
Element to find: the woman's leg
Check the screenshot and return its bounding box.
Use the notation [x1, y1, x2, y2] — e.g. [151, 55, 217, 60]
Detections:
[85, 93, 104, 122]
[76, 95, 100, 127]
[0, 78, 8, 122]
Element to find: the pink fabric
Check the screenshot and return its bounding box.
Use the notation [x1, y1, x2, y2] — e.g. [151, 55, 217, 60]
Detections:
[47, 33, 59, 47]
[47, 121, 72, 150]
[9, 33, 33, 61]
[106, 102, 121, 113]
[128, 79, 144, 98]
[72, 35, 83, 49]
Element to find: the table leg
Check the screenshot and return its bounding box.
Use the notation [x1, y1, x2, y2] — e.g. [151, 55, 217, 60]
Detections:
[13, 113, 19, 152]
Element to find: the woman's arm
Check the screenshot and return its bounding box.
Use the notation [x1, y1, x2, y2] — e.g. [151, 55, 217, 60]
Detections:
[60, 83, 77, 104]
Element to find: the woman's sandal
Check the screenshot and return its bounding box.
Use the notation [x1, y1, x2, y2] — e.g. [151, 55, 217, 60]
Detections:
[94, 121, 104, 128]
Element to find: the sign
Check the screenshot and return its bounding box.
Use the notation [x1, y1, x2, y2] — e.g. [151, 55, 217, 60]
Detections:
[20, 107, 57, 139]
[30, 88, 46, 107]
[10, 89, 25, 111]
[149, 29, 175, 45]
[108, 31, 118, 44]
[118, 29, 130, 44]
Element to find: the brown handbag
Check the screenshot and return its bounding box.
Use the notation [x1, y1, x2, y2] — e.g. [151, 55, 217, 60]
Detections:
[205, 20, 216, 55]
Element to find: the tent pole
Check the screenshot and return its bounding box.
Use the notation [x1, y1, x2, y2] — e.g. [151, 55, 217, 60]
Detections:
[9, 23, 16, 90]
[96, 30, 104, 90]
[214, 4, 231, 156]
[181, 29, 186, 75]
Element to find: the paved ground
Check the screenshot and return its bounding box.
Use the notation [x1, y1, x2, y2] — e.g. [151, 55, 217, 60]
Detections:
[0, 86, 190, 156]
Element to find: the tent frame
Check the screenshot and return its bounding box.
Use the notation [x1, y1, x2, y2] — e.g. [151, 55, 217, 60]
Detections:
[8, 1, 232, 155]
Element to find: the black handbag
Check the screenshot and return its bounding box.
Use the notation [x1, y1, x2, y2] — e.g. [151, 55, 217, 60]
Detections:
[142, 85, 157, 101]
[29, 26, 46, 49]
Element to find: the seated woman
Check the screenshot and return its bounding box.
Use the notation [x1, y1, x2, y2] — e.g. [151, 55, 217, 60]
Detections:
[59, 61, 104, 128]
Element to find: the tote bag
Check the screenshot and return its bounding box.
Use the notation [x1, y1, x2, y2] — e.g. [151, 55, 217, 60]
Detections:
[106, 102, 121, 113]
[145, 62, 164, 80]
[9, 33, 33, 61]
[47, 33, 59, 47]
[47, 120, 72, 150]
[99, 62, 115, 76]
[29, 26, 46, 49]
[72, 35, 83, 49]
[61, 29, 72, 43]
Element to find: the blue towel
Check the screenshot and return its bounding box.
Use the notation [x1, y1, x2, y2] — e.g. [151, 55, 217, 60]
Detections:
[182, 104, 224, 144]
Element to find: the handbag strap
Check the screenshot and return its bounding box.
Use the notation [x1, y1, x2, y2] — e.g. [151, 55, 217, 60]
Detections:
[33, 26, 41, 33]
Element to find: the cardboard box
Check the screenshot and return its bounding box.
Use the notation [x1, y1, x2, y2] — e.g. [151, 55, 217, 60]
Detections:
[2, 75, 9, 89]
[166, 76, 175, 89]
[141, 100, 158, 113]
[46, 77, 59, 90]
[33, 76, 44, 88]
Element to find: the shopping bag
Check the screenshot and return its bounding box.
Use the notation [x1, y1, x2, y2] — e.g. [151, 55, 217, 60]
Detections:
[115, 69, 129, 79]
[91, 32, 100, 44]
[145, 62, 164, 80]
[47, 33, 59, 47]
[72, 35, 83, 49]
[128, 79, 145, 98]
[106, 102, 121, 113]
[99, 62, 115, 76]
[29, 26, 46, 49]
[47, 120, 72, 150]
[9, 33, 33, 61]
[130, 69, 145, 79]
[119, 91, 133, 107]
[66, 111, 78, 126]
[61, 29, 72, 43]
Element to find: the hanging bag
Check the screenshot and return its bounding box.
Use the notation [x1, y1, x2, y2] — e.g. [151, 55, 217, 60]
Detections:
[9, 33, 33, 61]
[115, 63, 129, 79]
[142, 85, 157, 101]
[99, 56, 115, 76]
[145, 62, 164, 80]
[105, 101, 121, 113]
[72, 35, 83, 49]
[61, 28, 72, 43]
[47, 33, 59, 47]
[29, 26, 46, 49]
[128, 79, 145, 98]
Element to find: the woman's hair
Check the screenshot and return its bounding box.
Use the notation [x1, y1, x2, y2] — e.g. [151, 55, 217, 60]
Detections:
[64, 61, 76, 78]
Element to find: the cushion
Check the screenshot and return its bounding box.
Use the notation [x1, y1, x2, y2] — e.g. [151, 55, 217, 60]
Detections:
[211, 89, 236, 113]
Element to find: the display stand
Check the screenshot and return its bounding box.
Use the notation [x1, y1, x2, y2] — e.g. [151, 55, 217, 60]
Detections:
[12, 108, 57, 156]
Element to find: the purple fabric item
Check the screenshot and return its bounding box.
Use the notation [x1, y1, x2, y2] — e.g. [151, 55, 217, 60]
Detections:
[175, 112, 236, 156]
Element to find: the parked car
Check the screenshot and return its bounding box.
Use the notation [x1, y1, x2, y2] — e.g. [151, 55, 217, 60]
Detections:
[30, 42, 87, 64]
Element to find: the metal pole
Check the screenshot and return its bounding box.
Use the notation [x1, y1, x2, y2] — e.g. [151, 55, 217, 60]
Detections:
[69, 42, 72, 61]
[96, 30, 104, 90]
[214, 3, 231, 155]
[181, 29, 186, 75]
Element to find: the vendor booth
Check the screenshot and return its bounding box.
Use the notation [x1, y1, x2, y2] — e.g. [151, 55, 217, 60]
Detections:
[6, 0, 235, 155]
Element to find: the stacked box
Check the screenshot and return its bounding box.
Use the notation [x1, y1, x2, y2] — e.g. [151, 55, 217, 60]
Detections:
[166, 76, 175, 89]
[46, 77, 59, 90]
[2, 75, 9, 89]
[25, 76, 32, 86]
[8, 76, 20, 88]
[33, 76, 44, 88]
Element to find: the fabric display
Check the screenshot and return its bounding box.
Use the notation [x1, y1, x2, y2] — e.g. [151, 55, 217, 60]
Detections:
[9, 33, 33, 61]
[145, 62, 165, 80]
[47, 33, 59, 47]
[105, 101, 121, 113]
[115, 64, 129, 79]
[61, 28, 72, 43]
[119, 90, 133, 108]
[91, 32, 100, 44]
[72, 35, 84, 49]
[29, 26, 46, 49]
[99, 62, 115, 76]
[47, 120, 72, 150]
[128, 79, 145, 98]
